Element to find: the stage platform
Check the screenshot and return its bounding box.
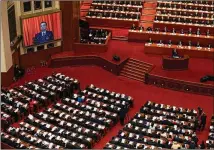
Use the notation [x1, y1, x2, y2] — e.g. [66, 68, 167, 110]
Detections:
[51, 40, 213, 87]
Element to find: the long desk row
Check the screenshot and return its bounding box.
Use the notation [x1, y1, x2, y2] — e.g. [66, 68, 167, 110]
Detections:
[144, 43, 214, 59]
[128, 30, 214, 46]
[86, 16, 139, 28]
[157, 9, 213, 18]
[158, 0, 214, 6]
[104, 101, 198, 149]
[155, 14, 213, 22]
[92, 2, 143, 9]
[156, 7, 213, 16]
[88, 9, 141, 15]
[91, 5, 142, 12]
[153, 21, 214, 33]
[157, 1, 214, 11]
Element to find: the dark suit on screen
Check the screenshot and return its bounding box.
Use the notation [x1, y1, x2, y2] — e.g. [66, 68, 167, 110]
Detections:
[34, 31, 54, 45]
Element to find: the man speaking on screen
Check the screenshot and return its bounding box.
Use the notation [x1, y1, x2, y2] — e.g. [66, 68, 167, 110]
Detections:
[33, 22, 54, 45]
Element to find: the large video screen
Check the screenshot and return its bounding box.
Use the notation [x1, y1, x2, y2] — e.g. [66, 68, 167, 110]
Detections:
[22, 12, 62, 47]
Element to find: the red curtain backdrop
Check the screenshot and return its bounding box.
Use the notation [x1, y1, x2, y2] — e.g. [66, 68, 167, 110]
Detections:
[23, 12, 62, 46]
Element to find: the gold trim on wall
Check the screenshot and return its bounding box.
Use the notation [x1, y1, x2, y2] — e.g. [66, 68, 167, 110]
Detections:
[20, 9, 60, 19]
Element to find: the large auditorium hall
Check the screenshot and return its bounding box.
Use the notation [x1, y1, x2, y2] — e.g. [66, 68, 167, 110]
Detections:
[1, 0, 214, 149]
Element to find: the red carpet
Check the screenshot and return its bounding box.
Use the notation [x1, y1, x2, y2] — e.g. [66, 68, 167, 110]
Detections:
[52, 40, 213, 85]
[143, 2, 157, 8]
[9, 66, 213, 148]
[142, 9, 157, 14]
[140, 15, 155, 21]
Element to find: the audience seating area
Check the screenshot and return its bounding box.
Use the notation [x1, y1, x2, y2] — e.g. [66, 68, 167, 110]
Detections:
[104, 101, 199, 149]
[129, 27, 213, 45]
[206, 115, 214, 149]
[127, 0, 214, 59]
[85, 0, 144, 28]
[1, 74, 133, 149]
[154, 1, 214, 33]
[155, 1, 214, 26]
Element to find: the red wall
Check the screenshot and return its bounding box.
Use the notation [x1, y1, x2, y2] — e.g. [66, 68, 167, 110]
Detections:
[20, 46, 62, 68]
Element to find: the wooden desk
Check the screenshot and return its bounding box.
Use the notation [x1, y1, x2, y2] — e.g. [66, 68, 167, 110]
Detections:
[128, 30, 214, 46]
[162, 55, 189, 70]
[153, 21, 214, 34]
[86, 16, 139, 28]
[144, 43, 214, 59]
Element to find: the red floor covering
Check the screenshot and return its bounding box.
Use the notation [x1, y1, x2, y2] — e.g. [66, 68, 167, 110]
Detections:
[144, 2, 157, 8]
[53, 40, 213, 85]
[9, 66, 214, 148]
[140, 15, 155, 21]
[142, 9, 157, 14]
[105, 40, 214, 85]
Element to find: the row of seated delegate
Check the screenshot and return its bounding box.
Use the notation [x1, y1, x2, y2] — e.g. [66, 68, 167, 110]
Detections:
[84, 84, 133, 107]
[155, 13, 213, 23]
[104, 101, 198, 149]
[206, 115, 214, 149]
[92, 0, 143, 7]
[1, 75, 134, 149]
[80, 28, 110, 44]
[1, 131, 39, 149]
[61, 98, 118, 123]
[160, 0, 214, 5]
[1, 73, 80, 129]
[154, 15, 214, 26]
[156, 7, 213, 18]
[157, 1, 214, 11]
[87, 11, 140, 20]
[131, 25, 211, 36]
[1, 91, 29, 122]
[2, 93, 130, 149]
[146, 39, 212, 50]
[157, 9, 214, 18]
[90, 4, 141, 12]
[51, 72, 80, 90]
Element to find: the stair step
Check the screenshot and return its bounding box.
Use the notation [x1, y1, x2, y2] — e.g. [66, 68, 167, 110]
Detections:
[120, 72, 144, 82]
[127, 61, 151, 69]
[124, 65, 149, 73]
[129, 58, 153, 66]
[126, 62, 149, 69]
[122, 68, 146, 76]
[120, 70, 145, 79]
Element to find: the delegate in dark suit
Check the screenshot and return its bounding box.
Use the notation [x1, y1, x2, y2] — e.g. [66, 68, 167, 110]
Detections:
[34, 31, 54, 45]
[33, 22, 54, 45]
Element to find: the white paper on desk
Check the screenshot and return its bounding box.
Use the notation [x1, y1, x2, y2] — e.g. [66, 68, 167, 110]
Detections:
[59, 129, 64, 134]
[121, 139, 126, 143]
[46, 124, 51, 128]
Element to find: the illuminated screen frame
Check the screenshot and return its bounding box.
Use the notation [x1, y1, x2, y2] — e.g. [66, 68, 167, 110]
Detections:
[20, 9, 62, 48]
